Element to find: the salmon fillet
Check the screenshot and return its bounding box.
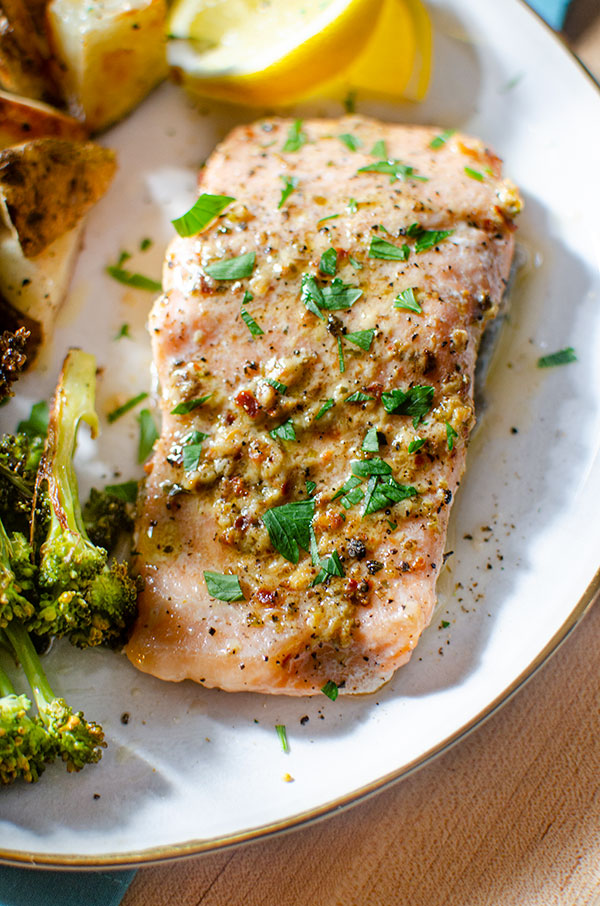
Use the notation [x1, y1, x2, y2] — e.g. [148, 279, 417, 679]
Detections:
[126, 115, 521, 695]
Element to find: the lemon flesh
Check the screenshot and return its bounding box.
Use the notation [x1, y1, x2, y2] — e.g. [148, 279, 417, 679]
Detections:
[344, 0, 431, 102]
[167, 0, 384, 106]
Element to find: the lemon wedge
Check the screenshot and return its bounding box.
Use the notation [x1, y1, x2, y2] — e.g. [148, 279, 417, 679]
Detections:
[343, 0, 432, 102]
[167, 0, 385, 107]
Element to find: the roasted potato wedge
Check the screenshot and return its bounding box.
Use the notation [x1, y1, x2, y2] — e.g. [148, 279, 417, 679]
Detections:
[0, 137, 116, 258]
[0, 137, 116, 352]
[0, 0, 55, 100]
[46, 0, 168, 132]
[0, 89, 87, 150]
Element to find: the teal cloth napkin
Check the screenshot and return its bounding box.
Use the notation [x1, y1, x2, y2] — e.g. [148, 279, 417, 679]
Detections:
[527, 0, 571, 29]
[0, 866, 136, 906]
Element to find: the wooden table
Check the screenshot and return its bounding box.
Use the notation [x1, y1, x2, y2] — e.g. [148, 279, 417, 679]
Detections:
[123, 18, 600, 906]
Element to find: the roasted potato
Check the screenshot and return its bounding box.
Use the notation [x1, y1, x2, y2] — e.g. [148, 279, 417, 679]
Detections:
[0, 89, 87, 150]
[0, 0, 55, 100]
[0, 137, 116, 350]
[46, 0, 168, 132]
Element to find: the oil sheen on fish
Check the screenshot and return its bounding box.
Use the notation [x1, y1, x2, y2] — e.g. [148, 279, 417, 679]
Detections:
[126, 115, 522, 695]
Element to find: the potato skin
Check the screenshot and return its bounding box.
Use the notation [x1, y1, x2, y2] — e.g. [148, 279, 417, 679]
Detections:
[0, 137, 116, 258]
[0, 89, 88, 150]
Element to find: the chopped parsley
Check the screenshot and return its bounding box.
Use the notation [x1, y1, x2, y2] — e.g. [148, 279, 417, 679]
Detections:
[368, 237, 410, 261]
[337, 336, 345, 373]
[171, 193, 234, 237]
[319, 247, 338, 276]
[464, 166, 484, 181]
[182, 430, 209, 471]
[381, 385, 434, 427]
[362, 427, 380, 453]
[312, 549, 345, 586]
[264, 378, 287, 394]
[301, 274, 362, 317]
[107, 391, 148, 424]
[276, 724, 289, 753]
[345, 329, 374, 351]
[446, 422, 458, 451]
[282, 119, 307, 152]
[315, 398, 335, 420]
[339, 133, 362, 151]
[537, 347, 577, 368]
[332, 475, 362, 501]
[203, 571, 245, 602]
[346, 391, 373, 403]
[205, 251, 255, 280]
[17, 400, 49, 437]
[317, 213, 341, 226]
[270, 419, 296, 442]
[104, 480, 138, 503]
[351, 457, 392, 478]
[347, 197, 358, 214]
[370, 139, 387, 157]
[357, 159, 428, 184]
[240, 294, 264, 337]
[348, 255, 363, 270]
[394, 287, 422, 313]
[106, 265, 161, 292]
[441, 620, 450, 628]
[405, 223, 454, 253]
[261, 498, 316, 564]
[140, 237, 152, 251]
[171, 394, 212, 415]
[306, 480, 317, 496]
[137, 408, 158, 462]
[362, 473, 417, 515]
[115, 323, 131, 339]
[321, 680, 339, 701]
[408, 437, 426, 454]
[429, 128, 455, 149]
[278, 175, 298, 209]
[343, 90, 356, 113]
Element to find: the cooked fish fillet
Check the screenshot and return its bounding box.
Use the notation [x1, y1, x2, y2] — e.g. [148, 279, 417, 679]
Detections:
[126, 115, 521, 695]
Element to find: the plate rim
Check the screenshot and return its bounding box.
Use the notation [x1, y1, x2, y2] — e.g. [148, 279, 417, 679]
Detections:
[0, 0, 598, 870]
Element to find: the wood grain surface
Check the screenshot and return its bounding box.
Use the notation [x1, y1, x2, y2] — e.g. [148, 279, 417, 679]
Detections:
[122, 18, 600, 906]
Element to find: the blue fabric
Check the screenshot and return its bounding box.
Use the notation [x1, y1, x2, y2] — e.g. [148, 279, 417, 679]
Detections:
[0, 865, 136, 906]
[527, 0, 571, 29]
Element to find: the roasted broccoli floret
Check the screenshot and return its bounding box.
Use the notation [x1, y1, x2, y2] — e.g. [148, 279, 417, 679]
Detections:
[3, 622, 105, 772]
[0, 660, 54, 785]
[34, 350, 138, 648]
[0, 430, 46, 535]
[0, 518, 36, 628]
[82, 487, 133, 553]
[0, 327, 29, 402]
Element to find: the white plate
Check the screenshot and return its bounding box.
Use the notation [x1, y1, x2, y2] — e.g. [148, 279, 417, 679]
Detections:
[1, 0, 599, 867]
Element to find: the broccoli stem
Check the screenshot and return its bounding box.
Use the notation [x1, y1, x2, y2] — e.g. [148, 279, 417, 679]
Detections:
[0, 660, 15, 697]
[42, 350, 98, 542]
[4, 622, 54, 710]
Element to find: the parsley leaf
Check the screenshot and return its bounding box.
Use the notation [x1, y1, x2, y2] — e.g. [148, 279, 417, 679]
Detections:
[408, 437, 426, 453]
[357, 159, 428, 183]
[332, 475, 362, 501]
[381, 385, 434, 426]
[205, 251, 255, 280]
[349, 255, 363, 270]
[363, 474, 417, 515]
[262, 498, 316, 564]
[429, 129, 455, 149]
[312, 549, 345, 585]
[446, 422, 458, 451]
[347, 198, 358, 214]
[276, 724, 289, 753]
[537, 347, 577, 368]
[301, 273, 326, 319]
[105, 480, 138, 503]
[339, 133, 362, 151]
[171, 394, 212, 415]
[240, 302, 264, 337]
[319, 247, 338, 276]
[370, 139, 387, 157]
[346, 391, 373, 403]
[17, 401, 49, 437]
[171, 194, 235, 237]
[405, 223, 454, 253]
[317, 213, 341, 226]
[464, 166, 484, 181]
[278, 175, 298, 209]
[321, 680, 339, 701]
[315, 398, 335, 419]
[107, 392, 148, 423]
[351, 458, 392, 477]
[204, 571, 245, 602]
[368, 237, 410, 261]
[394, 287, 422, 313]
[306, 480, 317, 496]
[282, 119, 307, 152]
[345, 329, 374, 351]
[362, 427, 380, 453]
[137, 408, 158, 462]
[115, 323, 131, 340]
[270, 419, 297, 442]
[182, 430, 209, 471]
[264, 378, 287, 394]
[337, 336, 345, 373]
[106, 265, 161, 292]
[320, 278, 362, 310]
